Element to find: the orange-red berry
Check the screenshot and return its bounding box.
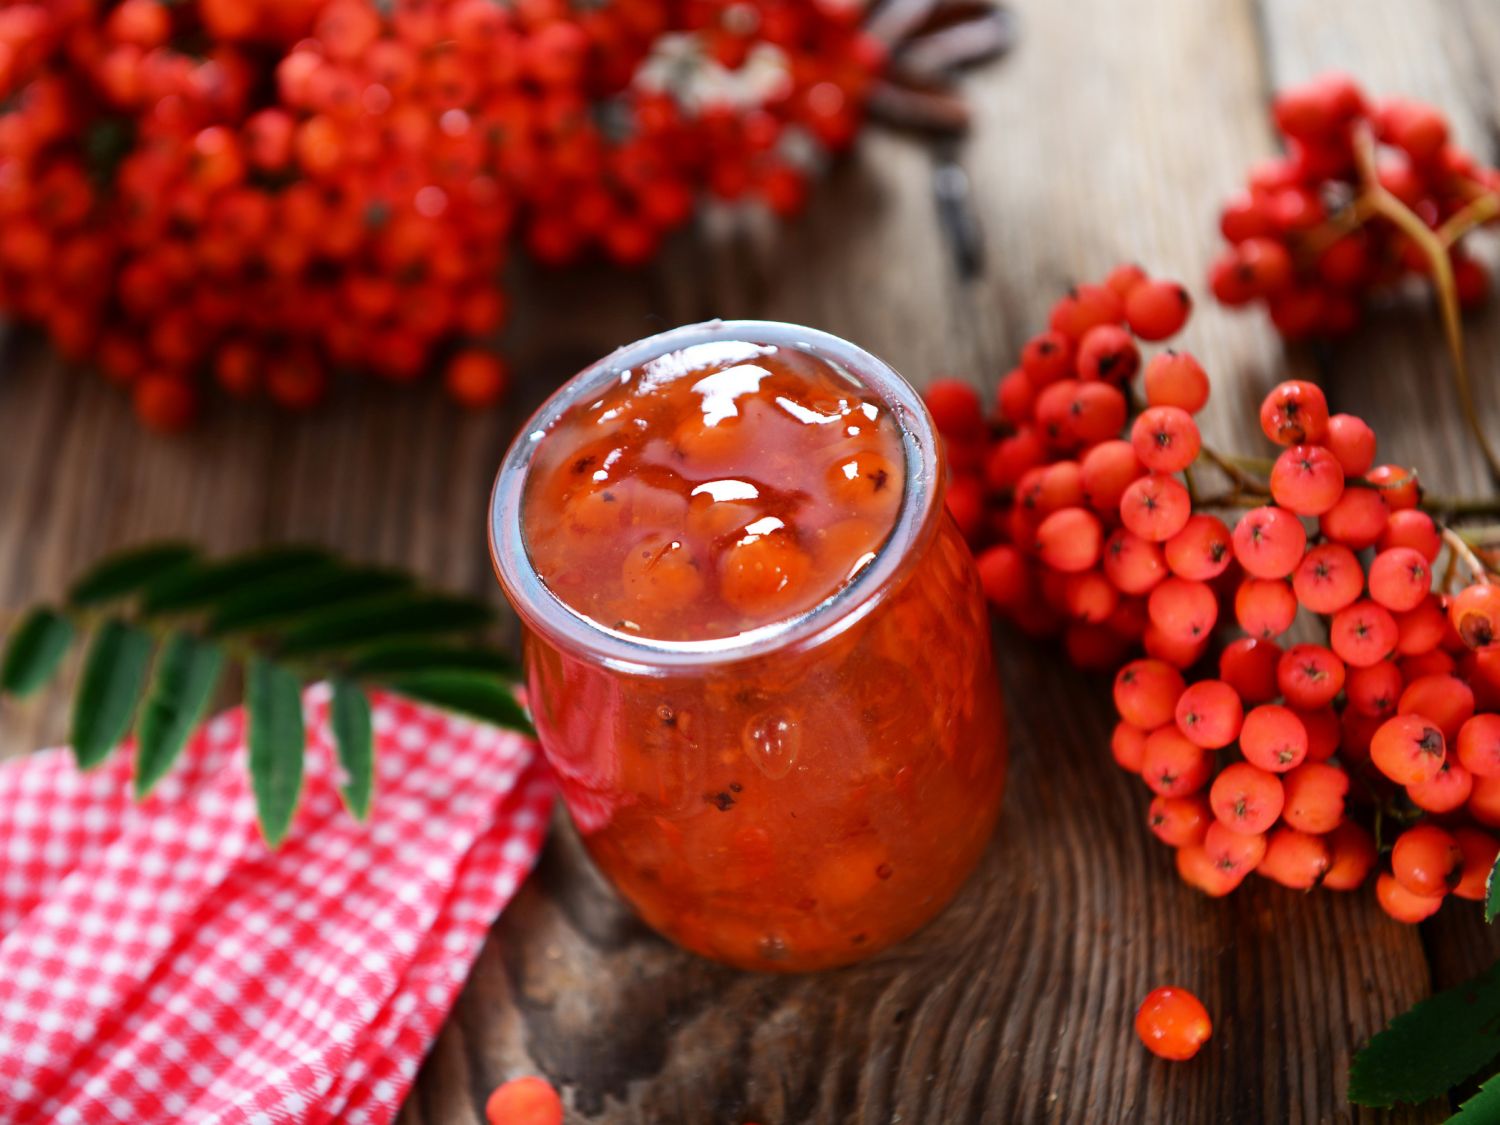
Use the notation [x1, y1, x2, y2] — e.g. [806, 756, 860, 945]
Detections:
[1135, 986, 1211, 1060]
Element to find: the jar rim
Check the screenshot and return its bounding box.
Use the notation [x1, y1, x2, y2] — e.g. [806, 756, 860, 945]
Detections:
[488, 319, 943, 673]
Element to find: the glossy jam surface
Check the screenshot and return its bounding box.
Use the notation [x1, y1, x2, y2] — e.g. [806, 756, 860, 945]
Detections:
[521, 340, 905, 641]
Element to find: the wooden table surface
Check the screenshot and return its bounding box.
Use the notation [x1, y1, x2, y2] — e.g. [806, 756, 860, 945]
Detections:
[5, 0, 1500, 1121]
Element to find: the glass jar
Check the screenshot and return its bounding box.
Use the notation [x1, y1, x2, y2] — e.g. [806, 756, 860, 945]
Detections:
[490, 320, 1006, 971]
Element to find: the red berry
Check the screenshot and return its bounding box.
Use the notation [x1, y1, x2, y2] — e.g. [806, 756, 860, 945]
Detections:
[1076, 324, 1141, 386]
[976, 545, 1032, 611]
[1407, 759, 1473, 815]
[1104, 263, 1149, 300]
[1080, 440, 1145, 514]
[1257, 826, 1331, 889]
[1149, 577, 1219, 646]
[1035, 507, 1104, 573]
[1219, 637, 1283, 704]
[1366, 465, 1420, 510]
[1375, 871, 1444, 923]
[1270, 444, 1345, 515]
[1235, 577, 1299, 640]
[1125, 280, 1193, 341]
[1164, 514, 1232, 581]
[1450, 584, 1500, 650]
[1370, 713, 1446, 786]
[1379, 510, 1441, 562]
[1259, 380, 1329, 446]
[1280, 761, 1348, 834]
[1210, 762, 1284, 835]
[1231, 506, 1307, 579]
[1453, 828, 1500, 901]
[1103, 529, 1168, 596]
[1324, 414, 1376, 476]
[1120, 474, 1192, 543]
[1291, 543, 1363, 615]
[1368, 547, 1432, 613]
[1114, 659, 1187, 729]
[1397, 674, 1475, 743]
[1458, 714, 1500, 778]
[1049, 283, 1125, 341]
[1318, 487, 1388, 550]
[1148, 794, 1212, 847]
[1177, 842, 1244, 896]
[1135, 986, 1212, 1061]
[1278, 644, 1346, 709]
[1112, 720, 1149, 772]
[1174, 679, 1243, 749]
[132, 374, 199, 432]
[1205, 819, 1268, 875]
[1345, 660, 1403, 717]
[486, 1076, 563, 1125]
[1019, 332, 1075, 387]
[996, 367, 1036, 424]
[1143, 351, 1210, 413]
[1131, 406, 1201, 474]
[924, 378, 986, 443]
[1329, 599, 1399, 668]
[1142, 725, 1213, 797]
[1240, 704, 1308, 772]
[446, 350, 509, 409]
[1391, 824, 1461, 897]
[1323, 822, 1377, 891]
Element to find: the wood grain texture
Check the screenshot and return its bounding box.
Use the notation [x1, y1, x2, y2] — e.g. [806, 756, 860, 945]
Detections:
[1, 0, 1497, 1120]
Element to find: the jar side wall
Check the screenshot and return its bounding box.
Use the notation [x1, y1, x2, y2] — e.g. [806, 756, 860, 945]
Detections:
[525, 513, 1006, 971]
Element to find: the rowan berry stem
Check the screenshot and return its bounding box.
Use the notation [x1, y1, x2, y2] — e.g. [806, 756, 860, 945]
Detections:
[1440, 524, 1495, 585]
[1196, 444, 1270, 496]
[1436, 190, 1500, 247]
[1351, 123, 1500, 486]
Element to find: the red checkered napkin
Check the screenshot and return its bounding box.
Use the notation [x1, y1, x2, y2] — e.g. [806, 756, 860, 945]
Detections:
[0, 686, 552, 1124]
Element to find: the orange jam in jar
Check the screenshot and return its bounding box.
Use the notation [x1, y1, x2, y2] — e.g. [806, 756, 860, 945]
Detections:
[491, 321, 1005, 971]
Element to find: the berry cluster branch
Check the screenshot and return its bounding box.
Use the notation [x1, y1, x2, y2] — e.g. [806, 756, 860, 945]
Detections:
[1347, 122, 1500, 486]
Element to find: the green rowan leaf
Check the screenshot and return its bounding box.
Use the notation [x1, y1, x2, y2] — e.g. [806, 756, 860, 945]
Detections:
[330, 679, 373, 821]
[0, 608, 74, 696]
[277, 594, 493, 658]
[134, 632, 223, 798]
[247, 657, 305, 848]
[67, 543, 197, 607]
[71, 620, 153, 768]
[384, 670, 532, 735]
[1350, 961, 1500, 1107]
[142, 546, 332, 614]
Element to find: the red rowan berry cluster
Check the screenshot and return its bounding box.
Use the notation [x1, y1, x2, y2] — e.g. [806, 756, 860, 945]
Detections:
[0, 0, 887, 429]
[922, 264, 1198, 670]
[1109, 385, 1500, 921]
[925, 266, 1500, 923]
[1210, 72, 1500, 340]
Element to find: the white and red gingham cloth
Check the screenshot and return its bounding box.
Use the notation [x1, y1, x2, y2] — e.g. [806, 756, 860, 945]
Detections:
[0, 686, 552, 1123]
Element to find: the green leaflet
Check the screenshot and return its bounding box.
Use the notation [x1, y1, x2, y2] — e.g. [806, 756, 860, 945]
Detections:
[1447, 1071, 1500, 1124]
[277, 594, 494, 657]
[347, 640, 517, 679]
[330, 678, 373, 821]
[246, 657, 305, 848]
[208, 566, 411, 635]
[1487, 854, 1500, 926]
[1349, 961, 1500, 1107]
[0, 608, 74, 696]
[70, 620, 154, 768]
[384, 670, 533, 736]
[134, 632, 224, 798]
[141, 546, 332, 614]
[67, 543, 197, 607]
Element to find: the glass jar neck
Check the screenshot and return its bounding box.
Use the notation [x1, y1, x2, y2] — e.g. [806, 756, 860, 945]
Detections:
[489, 319, 944, 676]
